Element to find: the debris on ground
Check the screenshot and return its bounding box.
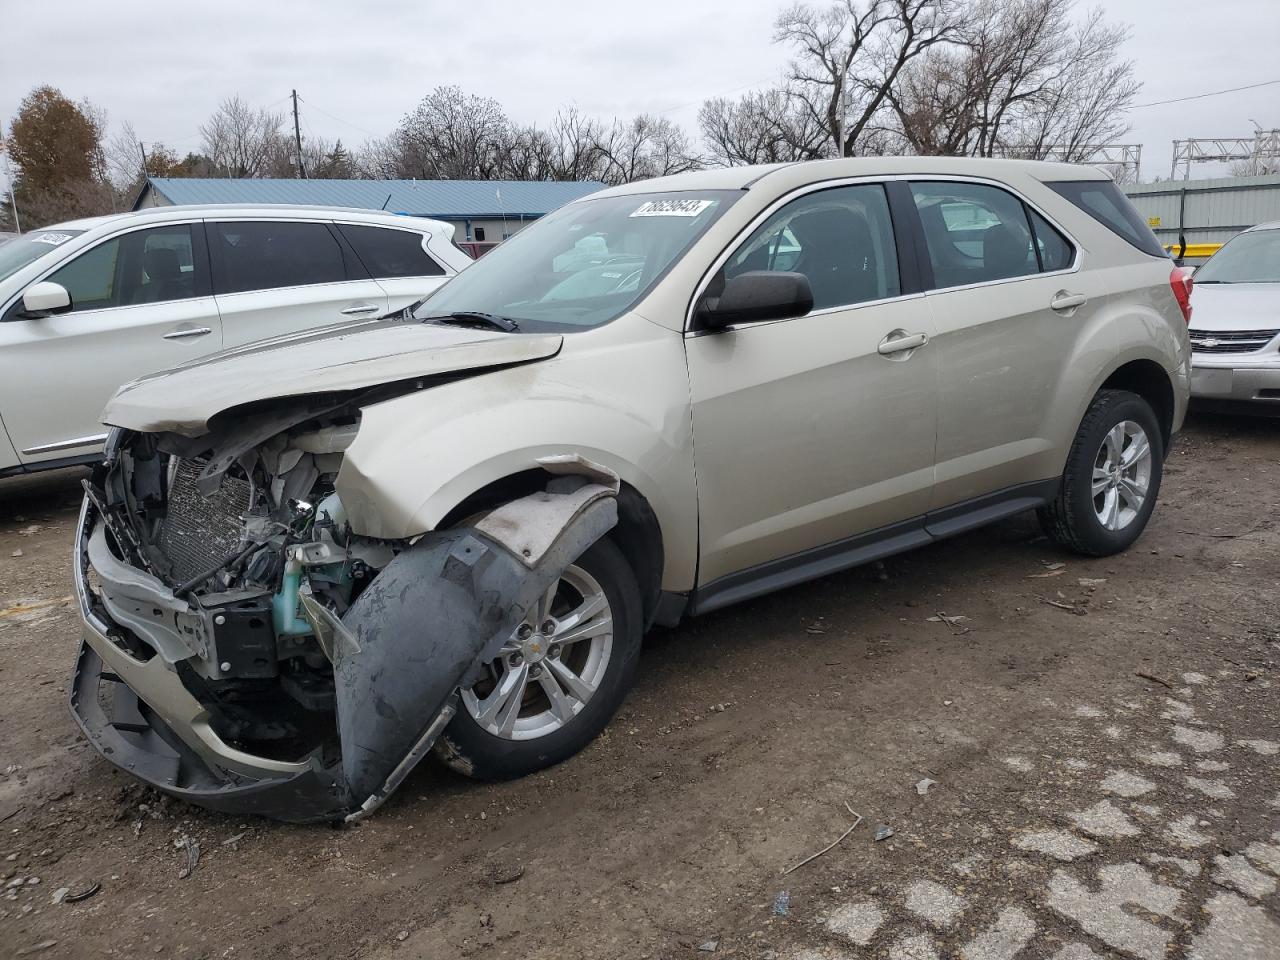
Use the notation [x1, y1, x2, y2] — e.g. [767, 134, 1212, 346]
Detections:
[874, 824, 895, 842]
[10, 549, 22, 558]
[62, 881, 100, 904]
[175, 836, 200, 879]
[480, 861, 525, 885]
[915, 778, 937, 796]
[1078, 578, 1108, 587]
[1135, 671, 1174, 689]
[697, 939, 719, 952]
[772, 890, 791, 916]
[927, 612, 972, 634]
[783, 802, 863, 875]
[1037, 596, 1087, 616]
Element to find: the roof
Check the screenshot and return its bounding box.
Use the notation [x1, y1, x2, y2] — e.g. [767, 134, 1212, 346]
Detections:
[38, 205, 460, 235]
[591, 156, 1110, 198]
[137, 178, 603, 218]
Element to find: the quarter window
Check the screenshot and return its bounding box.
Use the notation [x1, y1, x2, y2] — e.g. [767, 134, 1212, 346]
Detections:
[211, 221, 352, 294]
[724, 183, 901, 311]
[337, 224, 444, 278]
[42, 224, 202, 312]
[1047, 180, 1166, 258]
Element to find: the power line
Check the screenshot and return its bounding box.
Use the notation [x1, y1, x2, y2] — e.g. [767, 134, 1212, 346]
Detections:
[1129, 78, 1280, 110]
[296, 96, 380, 139]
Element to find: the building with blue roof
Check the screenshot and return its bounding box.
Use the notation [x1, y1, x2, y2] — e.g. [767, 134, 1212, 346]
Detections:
[133, 177, 604, 242]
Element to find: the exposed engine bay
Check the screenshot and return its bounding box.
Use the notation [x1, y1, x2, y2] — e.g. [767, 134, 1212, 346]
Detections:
[72, 394, 619, 822]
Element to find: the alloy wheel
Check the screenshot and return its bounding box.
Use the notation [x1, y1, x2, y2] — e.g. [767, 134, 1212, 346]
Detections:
[1092, 420, 1152, 531]
[460, 564, 614, 740]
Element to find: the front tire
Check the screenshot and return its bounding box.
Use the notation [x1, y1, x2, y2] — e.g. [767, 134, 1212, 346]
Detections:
[433, 538, 642, 781]
[1039, 389, 1164, 556]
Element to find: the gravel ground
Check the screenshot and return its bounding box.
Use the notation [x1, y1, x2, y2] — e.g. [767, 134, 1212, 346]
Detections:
[0, 411, 1277, 959]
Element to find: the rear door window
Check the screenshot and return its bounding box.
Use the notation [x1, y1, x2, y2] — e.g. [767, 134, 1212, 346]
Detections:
[337, 224, 444, 278]
[210, 221, 355, 294]
[911, 182, 1039, 289]
[1046, 180, 1167, 258]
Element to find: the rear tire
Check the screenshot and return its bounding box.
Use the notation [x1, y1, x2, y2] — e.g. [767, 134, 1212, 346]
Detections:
[1038, 389, 1164, 556]
[433, 538, 642, 781]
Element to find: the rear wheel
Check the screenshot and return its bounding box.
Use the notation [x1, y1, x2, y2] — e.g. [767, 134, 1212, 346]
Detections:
[433, 538, 642, 781]
[1039, 389, 1164, 556]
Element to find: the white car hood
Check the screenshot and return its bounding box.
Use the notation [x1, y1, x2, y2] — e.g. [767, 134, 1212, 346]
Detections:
[103, 318, 563, 436]
[1189, 283, 1280, 332]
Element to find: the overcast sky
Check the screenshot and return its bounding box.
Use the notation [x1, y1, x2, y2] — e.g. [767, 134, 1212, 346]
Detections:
[2, 0, 1278, 192]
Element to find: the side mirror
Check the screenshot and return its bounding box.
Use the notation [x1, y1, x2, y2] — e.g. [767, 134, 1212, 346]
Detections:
[18, 281, 72, 318]
[697, 271, 814, 329]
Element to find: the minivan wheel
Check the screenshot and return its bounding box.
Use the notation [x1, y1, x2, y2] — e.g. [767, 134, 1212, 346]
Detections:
[1038, 389, 1164, 557]
[432, 538, 642, 781]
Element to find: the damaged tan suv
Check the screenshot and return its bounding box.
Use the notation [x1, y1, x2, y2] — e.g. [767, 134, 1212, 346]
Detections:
[72, 158, 1191, 821]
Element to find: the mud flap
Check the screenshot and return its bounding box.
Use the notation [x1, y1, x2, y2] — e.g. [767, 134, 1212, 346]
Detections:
[331, 484, 618, 818]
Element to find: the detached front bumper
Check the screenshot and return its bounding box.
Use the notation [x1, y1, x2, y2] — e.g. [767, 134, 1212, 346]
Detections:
[1190, 353, 1280, 405]
[69, 501, 347, 822]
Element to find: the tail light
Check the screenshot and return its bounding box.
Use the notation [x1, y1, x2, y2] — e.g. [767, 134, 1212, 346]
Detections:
[1170, 267, 1194, 324]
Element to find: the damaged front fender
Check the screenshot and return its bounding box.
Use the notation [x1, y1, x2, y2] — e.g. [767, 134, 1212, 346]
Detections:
[335, 486, 617, 818]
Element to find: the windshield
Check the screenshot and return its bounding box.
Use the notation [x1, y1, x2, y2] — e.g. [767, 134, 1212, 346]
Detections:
[414, 191, 739, 330]
[0, 229, 86, 284]
[1195, 229, 1280, 283]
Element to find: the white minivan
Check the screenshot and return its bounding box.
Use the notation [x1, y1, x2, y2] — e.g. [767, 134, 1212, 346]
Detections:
[0, 205, 471, 477]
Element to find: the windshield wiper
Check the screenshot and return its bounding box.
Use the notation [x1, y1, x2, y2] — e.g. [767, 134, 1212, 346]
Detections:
[425, 311, 520, 332]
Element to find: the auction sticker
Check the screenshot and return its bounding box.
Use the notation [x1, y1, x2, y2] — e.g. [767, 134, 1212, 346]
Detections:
[630, 199, 714, 218]
[33, 232, 74, 246]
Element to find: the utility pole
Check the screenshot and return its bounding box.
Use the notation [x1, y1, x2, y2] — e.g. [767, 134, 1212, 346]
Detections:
[138, 141, 149, 180]
[292, 89, 307, 179]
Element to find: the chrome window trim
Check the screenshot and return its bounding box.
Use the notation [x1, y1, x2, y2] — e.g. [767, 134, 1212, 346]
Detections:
[683, 173, 1083, 334]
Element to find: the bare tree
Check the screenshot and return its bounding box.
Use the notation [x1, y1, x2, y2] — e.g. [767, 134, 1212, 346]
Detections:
[889, 0, 1139, 160]
[699, 86, 830, 165]
[775, 0, 953, 157]
[392, 86, 512, 179]
[595, 114, 700, 185]
[199, 95, 286, 177]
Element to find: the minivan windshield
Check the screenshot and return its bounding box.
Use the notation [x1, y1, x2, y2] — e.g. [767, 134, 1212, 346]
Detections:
[1195, 229, 1280, 284]
[0, 230, 86, 284]
[414, 191, 739, 330]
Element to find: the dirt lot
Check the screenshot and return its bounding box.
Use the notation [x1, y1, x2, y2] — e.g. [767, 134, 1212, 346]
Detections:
[1, 412, 1278, 960]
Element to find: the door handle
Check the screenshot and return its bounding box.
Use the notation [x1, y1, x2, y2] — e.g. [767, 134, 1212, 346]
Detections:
[162, 326, 213, 340]
[341, 303, 381, 316]
[1050, 292, 1087, 312]
[877, 331, 929, 356]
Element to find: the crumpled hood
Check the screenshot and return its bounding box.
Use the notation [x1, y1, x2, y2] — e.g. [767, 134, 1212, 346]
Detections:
[1189, 283, 1280, 332]
[102, 318, 563, 436]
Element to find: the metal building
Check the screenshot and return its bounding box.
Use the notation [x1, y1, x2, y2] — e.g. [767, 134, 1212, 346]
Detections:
[133, 177, 604, 242]
[1123, 173, 1280, 258]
